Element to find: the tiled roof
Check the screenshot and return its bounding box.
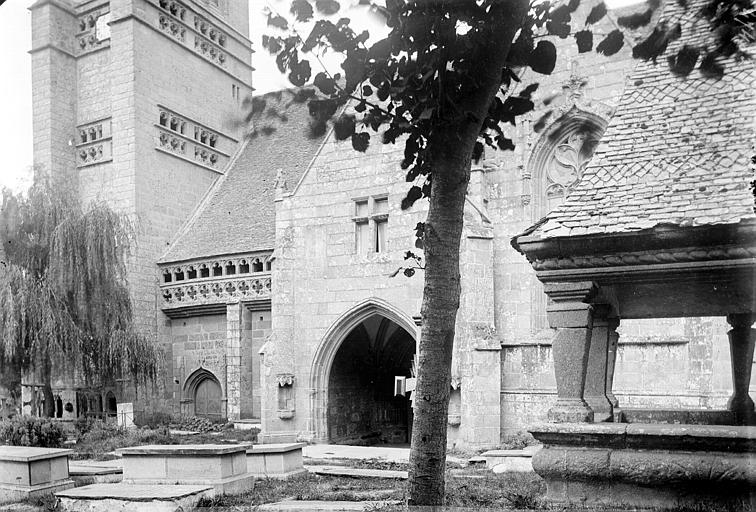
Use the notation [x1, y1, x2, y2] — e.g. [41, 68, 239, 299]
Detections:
[530, 2, 755, 240]
[160, 89, 327, 263]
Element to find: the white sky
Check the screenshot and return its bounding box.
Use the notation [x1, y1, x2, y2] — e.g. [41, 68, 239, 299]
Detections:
[0, 0, 639, 193]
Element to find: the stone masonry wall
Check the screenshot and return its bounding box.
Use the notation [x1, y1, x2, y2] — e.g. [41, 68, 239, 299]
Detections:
[241, 308, 271, 419]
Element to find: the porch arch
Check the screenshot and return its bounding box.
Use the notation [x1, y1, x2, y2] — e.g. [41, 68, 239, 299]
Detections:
[308, 298, 419, 442]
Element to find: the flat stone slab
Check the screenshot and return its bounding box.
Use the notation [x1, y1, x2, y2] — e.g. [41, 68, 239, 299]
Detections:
[119, 444, 247, 455]
[57, 484, 212, 500]
[56, 484, 213, 512]
[0, 447, 72, 462]
[248, 443, 305, 454]
[257, 500, 400, 511]
[307, 466, 407, 480]
[69, 465, 122, 476]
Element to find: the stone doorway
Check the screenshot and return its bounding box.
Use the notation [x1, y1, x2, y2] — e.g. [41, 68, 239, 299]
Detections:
[327, 314, 416, 445]
[194, 377, 223, 419]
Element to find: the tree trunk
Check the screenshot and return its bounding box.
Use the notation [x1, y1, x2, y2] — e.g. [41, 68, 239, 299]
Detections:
[407, 2, 530, 505]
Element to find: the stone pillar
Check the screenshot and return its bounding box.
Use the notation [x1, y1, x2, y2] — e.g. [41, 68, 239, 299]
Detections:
[605, 318, 622, 421]
[544, 282, 597, 423]
[226, 302, 243, 421]
[584, 308, 613, 422]
[726, 313, 755, 425]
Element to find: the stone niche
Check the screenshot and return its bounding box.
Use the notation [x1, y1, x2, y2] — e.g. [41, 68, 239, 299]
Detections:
[0, 447, 74, 504]
[530, 423, 756, 510]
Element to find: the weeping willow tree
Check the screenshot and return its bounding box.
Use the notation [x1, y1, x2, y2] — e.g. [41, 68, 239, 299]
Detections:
[0, 175, 161, 417]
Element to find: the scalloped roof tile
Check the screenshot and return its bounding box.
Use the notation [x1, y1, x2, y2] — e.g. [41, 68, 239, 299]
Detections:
[160, 89, 327, 264]
[529, 2, 755, 240]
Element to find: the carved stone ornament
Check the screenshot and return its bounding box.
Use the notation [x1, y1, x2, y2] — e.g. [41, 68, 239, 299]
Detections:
[545, 132, 600, 197]
[276, 374, 295, 387]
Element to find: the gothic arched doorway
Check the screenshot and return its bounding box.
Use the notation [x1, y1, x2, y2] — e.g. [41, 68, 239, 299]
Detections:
[185, 369, 224, 420]
[328, 315, 415, 444]
[309, 299, 419, 444]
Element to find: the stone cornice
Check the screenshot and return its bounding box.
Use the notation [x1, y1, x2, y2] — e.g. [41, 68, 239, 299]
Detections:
[513, 219, 756, 270]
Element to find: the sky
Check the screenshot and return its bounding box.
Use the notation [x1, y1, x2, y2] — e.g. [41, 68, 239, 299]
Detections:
[0, 0, 639, 193]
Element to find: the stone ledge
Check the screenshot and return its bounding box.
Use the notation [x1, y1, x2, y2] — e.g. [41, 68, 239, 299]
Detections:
[530, 422, 756, 452]
[0, 446, 73, 462]
[0, 480, 74, 505]
[118, 443, 248, 456]
[248, 443, 305, 454]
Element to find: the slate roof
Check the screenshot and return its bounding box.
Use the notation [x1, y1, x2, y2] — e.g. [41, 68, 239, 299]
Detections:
[528, 2, 755, 240]
[160, 89, 327, 263]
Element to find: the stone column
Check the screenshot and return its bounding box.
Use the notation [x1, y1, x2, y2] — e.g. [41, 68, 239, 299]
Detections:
[583, 308, 613, 422]
[226, 302, 243, 421]
[726, 313, 755, 425]
[605, 318, 622, 421]
[544, 282, 597, 423]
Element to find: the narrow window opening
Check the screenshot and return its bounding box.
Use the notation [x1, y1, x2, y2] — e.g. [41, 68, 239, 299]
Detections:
[199, 266, 210, 278]
[225, 262, 236, 275]
[175, 271, 185, 281]
[187, 267, 197, 279]
[265, 261, 272, 271]
[252, 259, 264, 272]
[163, 272, 172, 283]
[239, 260, 250, 273]
[212, 264, 223, 277]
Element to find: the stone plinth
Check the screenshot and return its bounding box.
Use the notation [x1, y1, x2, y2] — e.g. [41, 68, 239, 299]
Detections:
[530, 423, 756, 510]
[0, 446, 74, 504]
[119, 444, 254, 495]
[246, 443, 306, 479]
[56, 483, 213, 512]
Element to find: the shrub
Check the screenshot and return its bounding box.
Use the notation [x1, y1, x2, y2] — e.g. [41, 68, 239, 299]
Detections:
[0, 416, 66, 448]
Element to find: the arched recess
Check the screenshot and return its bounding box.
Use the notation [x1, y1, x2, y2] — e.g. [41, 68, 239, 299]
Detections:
[184, 368, 224, 419]
[528, 107, 609, 330]
[528, 106, 609, 219]
[308, 298, 419, 442]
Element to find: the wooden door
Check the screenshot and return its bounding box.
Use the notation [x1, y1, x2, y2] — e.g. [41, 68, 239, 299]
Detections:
[194, 378, 222, 419]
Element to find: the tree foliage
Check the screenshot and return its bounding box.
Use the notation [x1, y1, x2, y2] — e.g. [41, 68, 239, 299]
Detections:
[0, 175, 161, 415]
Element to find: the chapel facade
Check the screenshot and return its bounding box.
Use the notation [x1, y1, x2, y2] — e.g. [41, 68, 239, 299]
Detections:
[23, 0, 749, 448]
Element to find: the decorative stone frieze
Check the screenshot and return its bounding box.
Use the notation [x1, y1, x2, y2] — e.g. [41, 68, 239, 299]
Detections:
[159, 253, 273, 311]
[76, 119, 112, 167]
[158, 13, 187, 42]
[156, 106, 230, 170]
[155, 0, 229, 67]
[76, 9, 111, 53]
[161, 275, 271, 308]
[530, 245, 756, 271]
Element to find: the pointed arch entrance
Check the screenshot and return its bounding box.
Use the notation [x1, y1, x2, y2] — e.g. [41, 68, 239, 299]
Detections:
[309, 299, 419, 443]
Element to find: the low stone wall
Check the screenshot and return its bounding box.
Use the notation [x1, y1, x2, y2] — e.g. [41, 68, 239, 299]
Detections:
[246, 443, 306, 479]
[530, 423, 756, 510]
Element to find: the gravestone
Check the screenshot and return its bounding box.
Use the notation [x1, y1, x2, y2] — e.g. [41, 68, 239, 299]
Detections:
[116, 402, 134, 428]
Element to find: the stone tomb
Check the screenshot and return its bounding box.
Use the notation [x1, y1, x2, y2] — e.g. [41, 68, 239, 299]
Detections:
[246, 443, 306, 479]
[119, 444, 254, 495]
[530, 423, 756, 509]
[56, 483, 213, 512]
[0, 446, 74, 504]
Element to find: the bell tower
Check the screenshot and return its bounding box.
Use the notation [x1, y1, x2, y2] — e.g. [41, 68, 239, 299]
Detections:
[30, 0, 254, 335]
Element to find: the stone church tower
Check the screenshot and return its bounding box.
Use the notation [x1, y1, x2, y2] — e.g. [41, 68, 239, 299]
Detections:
[30, 0, 253, 333]
[29, 0, 253, 417]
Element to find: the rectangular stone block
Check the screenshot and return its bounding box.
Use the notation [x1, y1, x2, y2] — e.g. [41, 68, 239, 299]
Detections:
[0, 447, 74, 504]
[119, 445, 254, 495]
[246, 443, 306, 479]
